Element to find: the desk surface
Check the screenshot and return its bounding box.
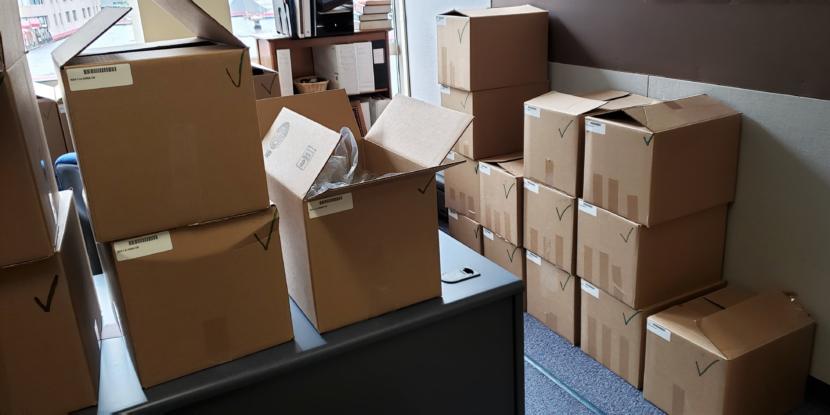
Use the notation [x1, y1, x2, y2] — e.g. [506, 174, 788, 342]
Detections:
[81, 231, 523, 414]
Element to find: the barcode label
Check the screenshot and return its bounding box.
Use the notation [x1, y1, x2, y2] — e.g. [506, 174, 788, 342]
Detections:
[647, 320, 672, 342]
[478, 163, 491, 176]
[67, 64, 133, 91]
[526, 251, 542, 266]
[446, 151, 456, 161]
[308, 193, 354, 219]
[581, 280, 600, 298]
[524, 179, 540, 194]
[436, 15, 447, 26]
[114, 231, 172, 261]
[578, 200, 597, 216]
[524, 104, 541, 118]
[440, 84, 451, 95]
[585, 120, 606, 135]
[448, 208, 459, 220]
[482, 228, 494, 240]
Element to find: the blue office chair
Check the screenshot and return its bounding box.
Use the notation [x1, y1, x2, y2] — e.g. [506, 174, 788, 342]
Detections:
[55, 153, 102, 274]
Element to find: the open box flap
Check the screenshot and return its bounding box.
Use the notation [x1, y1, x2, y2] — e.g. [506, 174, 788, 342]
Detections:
[308, 161, 463, 201]
[599, 93, 659, 111]
[153, 0, 246, 48]
[365, 95, 473, 169]
[496, 159, 524, 178]
[527, 91, 606, 116]
[480, 152, 522, 164]
[447, 5, 547, 18]
[52, 7, 131, 68]
[699, 290, 815, 360]
[262, 108, 342, 199]
[580, 90, 630, 102]
[620, 94, 739, 133]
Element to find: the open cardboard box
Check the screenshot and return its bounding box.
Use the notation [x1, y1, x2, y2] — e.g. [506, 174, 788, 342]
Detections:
[260, 90, 472, 333]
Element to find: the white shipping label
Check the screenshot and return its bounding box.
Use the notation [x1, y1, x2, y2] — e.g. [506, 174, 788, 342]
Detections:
[448, 208, 459, 220]
[585, 120, 606, 135]
[440, 84, 451, 95]
[436, 15, 447, 26]
[308, 193, 354, 219]
[482, 228, 495, 240]
[446, 151, 456, 161]
[647, 320, 672, 342]
[581, 280, 600, 299]
[524, 179, 540, 194]
[114, 231, 172, 261]
[524, 104, 541, 118]
[66, 64, 133, 91]
[478, 163, 491, 176]
[526, 251, 542, 266]
[373, 48, 385, 64]
[578, 200, 597, 216]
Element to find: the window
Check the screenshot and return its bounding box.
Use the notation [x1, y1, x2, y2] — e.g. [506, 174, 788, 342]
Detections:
[18, 1, 141, 82]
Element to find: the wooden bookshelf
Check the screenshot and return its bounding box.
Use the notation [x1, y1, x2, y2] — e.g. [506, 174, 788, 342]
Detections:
[255, 30, 393, 99]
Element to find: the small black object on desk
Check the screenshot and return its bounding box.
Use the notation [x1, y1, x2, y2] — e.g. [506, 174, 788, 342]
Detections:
[76, 231, 524, 414]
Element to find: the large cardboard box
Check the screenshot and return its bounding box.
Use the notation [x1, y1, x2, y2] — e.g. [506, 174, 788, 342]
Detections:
[580, 279, 723, 388]
[54, 2, 268, 242]
[523, 90, 658, 196]
[441, 82, 549, 159]
[644, 288, 816, 415]
[479, 156, 523, 246]
[252, 63, 281, 100]
[33, 82, 74, 158]
[577, 200, 727, 309]
[103, 206, 292, 388]
[482, 227, 524, 281]
[443, 151, 481, 221]
[524, 179, 575, 273]
[260, 92, 472, 333]
[526, 251, 579, 345]
[0, 191, 100, 414]
[1, 13, 59, 267]
[583, 95, 741, 226]
[436, 5, 548, 92]
[448, 209, 483, 254]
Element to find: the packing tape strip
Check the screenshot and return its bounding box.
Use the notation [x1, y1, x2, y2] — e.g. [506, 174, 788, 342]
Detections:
[545, 159, 554, 185]
[466, 195, 477, 217]
[627, 195, 639, 223]
[672, 384, 686, 415]
[503, 211, 512, 244]
[592, 174, 604, 205]
[530, 227, 540, 253]
[449, 188, 457, 203]
[599, 251, 610, 292]
[612, 266, 625, 302]
[619, 335, 630, 382]
[583, 246, 594, 279]
[440, 47, 448, 85]
[601, 324, 613, 367]
[608, 178, 620, 212]
[555, 235, 564, 267]
[586, 316, 597, 356]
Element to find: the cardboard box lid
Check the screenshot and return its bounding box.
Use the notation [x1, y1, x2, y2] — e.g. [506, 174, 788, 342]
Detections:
[580, 90, 630, 102]
[481, 153, 523, 176]
[598, 93, 660, 111]
[365, 95, 472, 168]
[651, 287, 815, 360]
[596, 94, 740, 134]
[443, 5, 547, 19]
[53, 0, 244, 68]
[526, 91, 608, 116]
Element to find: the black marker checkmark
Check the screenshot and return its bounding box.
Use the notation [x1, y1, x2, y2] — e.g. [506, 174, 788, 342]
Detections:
[620, 227, 635, 243]
[622, 310, 641, 325]
[643, 135, 654, 146]
[225, 49, 246, 88]
[507, 246, 520, 262]
[555, 204, 572, 221]
[260, 73, 279, 96]
[457, 21, 470, 43]
[559, 274, 572, 291]
[461, 93, 471, 109]
[558, 119, 574, 138]
[418, 175, 436, 194]
[503, 182, 516, 198]
[34, 275, 59, 313]
[254, 209, 279, 250]
[696, 359, 719, 376]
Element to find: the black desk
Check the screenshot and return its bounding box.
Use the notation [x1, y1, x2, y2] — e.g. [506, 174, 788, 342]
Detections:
[80, 232, 524, 414]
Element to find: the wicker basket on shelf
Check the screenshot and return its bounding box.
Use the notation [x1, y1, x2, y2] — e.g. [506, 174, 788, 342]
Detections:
[294, 76, 329, 94]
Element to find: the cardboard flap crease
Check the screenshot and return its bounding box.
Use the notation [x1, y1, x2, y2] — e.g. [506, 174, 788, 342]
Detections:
[52, 7, 131, 67]
[528, 91, 607, 116]
[608, 94, 740, 133]
[447, 5, 547, 18]
[153, 0, 246, 48]
[580, 89, 630, 102]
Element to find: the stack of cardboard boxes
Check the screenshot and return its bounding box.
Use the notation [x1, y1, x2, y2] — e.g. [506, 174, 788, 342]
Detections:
[522, 90, 657, 345]
[437, 5, 549, 288]
[54, 2, 293, 388]
[1, 4, 101, 413]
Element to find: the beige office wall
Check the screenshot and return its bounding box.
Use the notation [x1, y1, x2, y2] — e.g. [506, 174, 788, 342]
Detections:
[136, 0, 231, 43]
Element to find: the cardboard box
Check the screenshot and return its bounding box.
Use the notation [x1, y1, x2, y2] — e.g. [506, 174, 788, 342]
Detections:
[441, 82, 549, 159]
[524, 178, 576, 273]
[54, 2, 268, 242]
[37, 96, 71, 161]
[480, 155, 523, 246]
[448, 208, 483, 254]
[523, 90, 658, 196]
[104, 206, 292, 387]
[577, 200, 727, 309]
[0, 191, 100, 414]
[436, 5, 548, 92]
[583, 95, 741, 226]
[644, 288, 816, 415]
[482, 227, 524, 281]
[34, 82, 75, 156]
[260, 92, 472, 333]
[580, 279, 723, 388]
[1, 13, 59, 267]
[526, 251, 579, 345]
[252, 64, 281, 100]
[444, 151, 480, 221]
